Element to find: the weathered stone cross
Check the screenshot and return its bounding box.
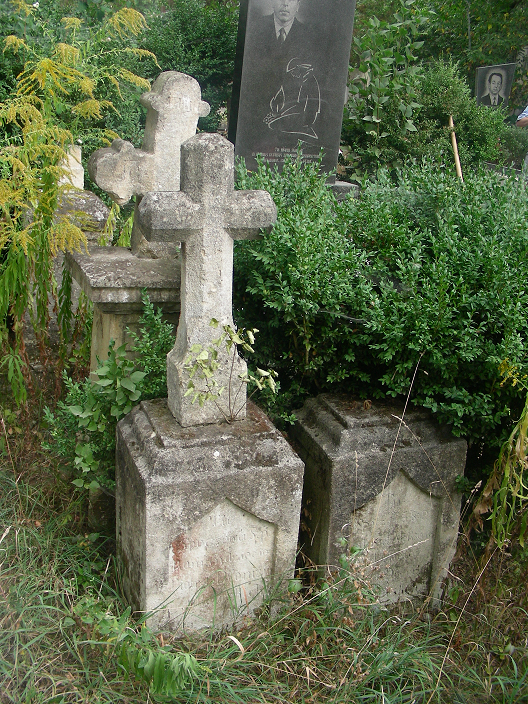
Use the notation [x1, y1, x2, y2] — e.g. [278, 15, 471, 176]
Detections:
[88, 71, 210, 256]
[136, 133, 276, 427]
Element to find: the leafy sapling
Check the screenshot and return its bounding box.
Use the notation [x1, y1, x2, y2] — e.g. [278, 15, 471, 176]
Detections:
[66, 340, 145, 490]
[183, 320, 278, 423]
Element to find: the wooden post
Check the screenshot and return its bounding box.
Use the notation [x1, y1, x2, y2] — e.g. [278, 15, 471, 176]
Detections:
[449, 115, 464, 182]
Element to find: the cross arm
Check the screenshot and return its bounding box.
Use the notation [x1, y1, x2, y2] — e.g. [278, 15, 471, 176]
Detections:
[136, 191, 203, 243]
[224, 191, 277, 241]
[87, 139, 154, 206]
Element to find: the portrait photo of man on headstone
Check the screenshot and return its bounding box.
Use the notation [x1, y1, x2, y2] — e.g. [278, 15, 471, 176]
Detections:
[476, 63, 516, 109]
[259, 1, 321, 141]
[230, 0, 356, 174]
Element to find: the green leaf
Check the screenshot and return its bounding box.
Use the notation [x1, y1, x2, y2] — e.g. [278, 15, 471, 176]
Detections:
[120, 378, 136, 392]
[68, 405, 84, 416]
[94, 378, 113, 387]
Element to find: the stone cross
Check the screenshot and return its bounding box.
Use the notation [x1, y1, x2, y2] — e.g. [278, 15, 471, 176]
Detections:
[136, 133, 277, 427]
[87, 71, 210, 256]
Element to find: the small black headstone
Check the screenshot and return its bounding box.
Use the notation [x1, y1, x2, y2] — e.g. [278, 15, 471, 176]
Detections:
[475, 63, 516, 109]
[229, 0, 356, 175]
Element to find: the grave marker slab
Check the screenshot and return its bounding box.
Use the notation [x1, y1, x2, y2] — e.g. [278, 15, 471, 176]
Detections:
[229, 0, 356, 175]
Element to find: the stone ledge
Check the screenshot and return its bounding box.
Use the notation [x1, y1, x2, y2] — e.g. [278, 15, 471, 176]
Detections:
[65, 246, 181, 312]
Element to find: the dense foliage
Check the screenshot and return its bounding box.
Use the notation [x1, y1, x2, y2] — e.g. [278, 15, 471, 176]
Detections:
[0, 0, 156, 399]
[343, 0, 527, 177]
[235, 155, 528, 445]
[424, 0, 528, 110]
[44, 293, 174, 492]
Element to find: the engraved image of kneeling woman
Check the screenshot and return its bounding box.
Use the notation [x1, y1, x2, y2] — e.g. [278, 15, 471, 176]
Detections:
[263, 57, 321, 141]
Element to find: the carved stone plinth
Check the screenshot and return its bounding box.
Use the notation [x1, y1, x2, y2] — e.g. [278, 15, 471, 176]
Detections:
[292, 394, 466, 603]
[116, 399, 304, 632]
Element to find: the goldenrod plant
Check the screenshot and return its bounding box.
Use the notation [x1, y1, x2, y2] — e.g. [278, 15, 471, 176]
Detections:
[472, 362, 528, 549]
[0, 0, 156, 402]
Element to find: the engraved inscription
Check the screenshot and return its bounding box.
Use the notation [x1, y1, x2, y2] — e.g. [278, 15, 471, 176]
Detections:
[166, 499, 277, 629]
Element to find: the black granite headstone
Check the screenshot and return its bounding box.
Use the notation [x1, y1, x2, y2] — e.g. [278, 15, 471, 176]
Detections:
[229, 0, 356, 175]
[475, 63, 516, 110]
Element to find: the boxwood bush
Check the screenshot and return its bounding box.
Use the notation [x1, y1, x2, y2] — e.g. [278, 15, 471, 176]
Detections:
[234, 156, 528, 444]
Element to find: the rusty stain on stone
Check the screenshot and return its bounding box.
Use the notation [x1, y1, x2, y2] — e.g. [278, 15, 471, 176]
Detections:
[171, 533, 186, 573]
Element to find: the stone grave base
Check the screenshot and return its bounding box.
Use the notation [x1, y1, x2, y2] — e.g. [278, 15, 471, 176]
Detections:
[116, 398, 304, 633]
[66, 247, 180, 371]
[292, 394, 467, 603]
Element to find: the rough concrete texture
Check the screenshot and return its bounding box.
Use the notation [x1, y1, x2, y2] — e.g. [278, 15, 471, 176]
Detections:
[87, 72, 210, 205]
[136, 133, 276, 426]
[65, 247, 180, 369]
[59, 144, 84, 190]
[291, 394, 466, 602]
[116, 398, 304, 632]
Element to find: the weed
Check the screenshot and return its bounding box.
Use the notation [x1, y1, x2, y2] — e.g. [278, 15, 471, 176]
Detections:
[184, 319, 277, 423]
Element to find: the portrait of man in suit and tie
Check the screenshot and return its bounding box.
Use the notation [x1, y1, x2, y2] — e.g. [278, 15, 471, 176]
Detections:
[256, 0, 308, 56]
[476, 63, 516, 110]
[481, 72, 504, 107]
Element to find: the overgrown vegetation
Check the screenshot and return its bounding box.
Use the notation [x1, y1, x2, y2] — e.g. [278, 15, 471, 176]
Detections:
[235, 154, 528, 447]
[44, 292, 173, 493]
[0, 0, 156, 400]
[1, 0, 528, 701]
[343, 0, 528, 178]
[1, 439, 527, 702]
[140, 0, 238, 133]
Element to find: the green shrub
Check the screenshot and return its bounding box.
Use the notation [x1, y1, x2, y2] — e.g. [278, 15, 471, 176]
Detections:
[234, 155, 528, 444]
[344, 0, 431, 178]
[498, 123, 528, 170]
[343, 57, 508, 177]
[412, 59, 506, 168]
[234, 154, 374, 409]
[44, 292, 174, 491]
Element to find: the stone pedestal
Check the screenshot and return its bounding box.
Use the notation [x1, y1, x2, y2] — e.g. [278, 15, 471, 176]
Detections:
[292, 394, 466, 602]
[65, 247, 180, 370]
[116, 399, 304, 632]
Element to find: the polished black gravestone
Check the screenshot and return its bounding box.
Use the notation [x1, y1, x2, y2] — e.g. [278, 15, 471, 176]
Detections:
[475, 63, 516, 110]
[229, 0, 356, 176]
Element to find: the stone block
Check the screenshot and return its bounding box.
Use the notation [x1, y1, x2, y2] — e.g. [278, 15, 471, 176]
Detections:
[291, 394, 466, 602]
[116, 398, 304, 632]
[65, 247, 180, 370]
[59, 144, 84, 190]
